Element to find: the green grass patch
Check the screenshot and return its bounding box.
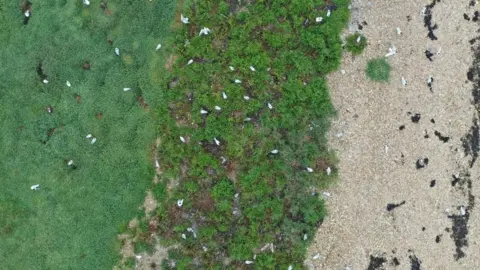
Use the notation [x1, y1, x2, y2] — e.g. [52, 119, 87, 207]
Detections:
[345, 32, 367, 55]
[366, 58, 391, 82]
[152, 0, 349, 268]
[0, 1, 175, 269]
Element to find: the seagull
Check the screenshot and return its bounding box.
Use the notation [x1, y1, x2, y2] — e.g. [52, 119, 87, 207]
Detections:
[123, 88, 131, 91]
[43, 79, 49, 84]
[115, 47, 120, 56]
[180, 136, 186, 143]
[135, 255, 142, 259]
[234, 79, 242, 84]
[229, 66, 235, 71]
[245, 261, 254, 265]
[326, 167, 332, 175]
[244, 117, 252, 122]
[91, 137, 97, 144]
[306, 167, 314, 173]
[181, 233, 186, 240]
[47, 107, 52, 113]
[396, 27, 402, 35]
[313, 253, 321, 260]
[303, 234, 308, 241]
[83, 0, 90, 5]
[67, 160, 74, 166]
[180, 14, 189, 24]
[421, 7, 427, 16]
[214, 137, 220, 146]
[385, 45, 396, 57]
[31, 184, 40, 190]
[220, 156, 227, 164]
[401, 77, 407, 86]
[177, 199, 184, 207]
[427, 76, 433, 85]
[460, 206, 466, 216]
[86, 134, 92, 139]
[356, 35, 361, 43]
[155, 44, 162, 51]
[155, 159, 160, 168]
[288, 266, 293, 270]
[267, 102, 273, 109]
[249, 66, 256, 72]
[243, 96, 250, 101]
[327, 9, 331, 17]
[199, 27, 211, 36]
[340, 69, 346, 75]
[316, 17, 323, 23]
[202, 246, 208, 252]
[200, 109, 208, 115]
[222, 92, 228, 99]
[385, 145, 389, 154]
[25, 10, 30, 17]
[66, 81, 71, 87]
[270, 149, 279, 154]
[214, 106, 221, 111]
[187, 59, 194, 65]
[322, 191, 331, 197]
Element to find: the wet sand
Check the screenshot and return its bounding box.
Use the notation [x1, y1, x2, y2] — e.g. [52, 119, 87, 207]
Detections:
[308, 0, 480, 269]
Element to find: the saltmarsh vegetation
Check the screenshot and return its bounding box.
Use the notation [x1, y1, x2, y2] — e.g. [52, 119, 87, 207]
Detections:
[146, 0, 350, 268]
[366, 58, 391, 82]
[345, 32, 367, 55]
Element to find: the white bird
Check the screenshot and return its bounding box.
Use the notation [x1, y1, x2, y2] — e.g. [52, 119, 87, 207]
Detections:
[249, 66, 256, 72]
[222, 92, 228, 99]
[270, 149, 279, 154]
[83, 0, 90, 5]
[67, 160, 74, 166]
[427, 76, 433, 85]
[115, 47, 120, 56]
[312, 253, 321, 260]
[396, 27, 402, 35]
[288, 266, 293, 270]
[91, 137, 97, 144]
[306, 167, 314, 173]
[31, 184, 40, 190]
[155, 159, 160, 168]
[200, 109, 208, 115]
[315, 17, 323, 23]
[155, 44, 162, 51]
[253, 254, 257, 260]
[401, 77, 407, 87]
[215, 106, 221, 111]
[180, 136, 186, 143]
[385, 145, 389, 154]
[181, 233, 187, 240]
[135, 255, 142, 259]
[66, 81, 71, 87]
[187, 59, 194, 65]
[214, 137, 220, 146]
[322, 191, 331, 197]
[86, 134, 92, 139]
[244, 117, 252, 122]
[267, 102, 273, 109]
[221, 156, 227, 164]
[385, 45, 396, 57]
[460, 206, 466, 216]
[187, 227, 193, 232]
[356, 35, 361, 44]
[180, 14, 189, 24]
[245, 261, 254, 265]
[234, 79, 242, 84]
[234, 193, 239, 198]
[25, 10, 30, 17]
[47, 107, 52, 113]
[123, 88, 131, 91]
[229, 66, 235, 71]
[327, 9, 331, 17]
[326, 167, 332, 175]
[303, 234, 308, 241]
[243, 96, 250, 101]
[43, 79, 49, 84]
[177, 199, 184, 207]
[202, 246, 208, 252]
[421, 7, 427, 16]
[199, 27, 211, 36]
[340, 69, 346, 75]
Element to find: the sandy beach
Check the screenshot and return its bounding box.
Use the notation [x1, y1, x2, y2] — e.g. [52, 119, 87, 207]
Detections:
[308, 0, 480, 269]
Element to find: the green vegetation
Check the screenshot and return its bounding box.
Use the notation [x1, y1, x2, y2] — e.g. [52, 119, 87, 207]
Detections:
[151, 0, 349, 268]
[366, 58, 391, 82]
[0, 1, 175, 269]
[345, 33, 367, 55]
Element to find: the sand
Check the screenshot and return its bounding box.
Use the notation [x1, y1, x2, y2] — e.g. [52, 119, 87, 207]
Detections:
[308, 0, 480, 269]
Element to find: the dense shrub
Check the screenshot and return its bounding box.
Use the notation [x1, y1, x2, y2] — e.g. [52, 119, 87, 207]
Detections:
[366, 58, 391, 82]
[152, 0, 349, 268]
[345, 33, 367, 55]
